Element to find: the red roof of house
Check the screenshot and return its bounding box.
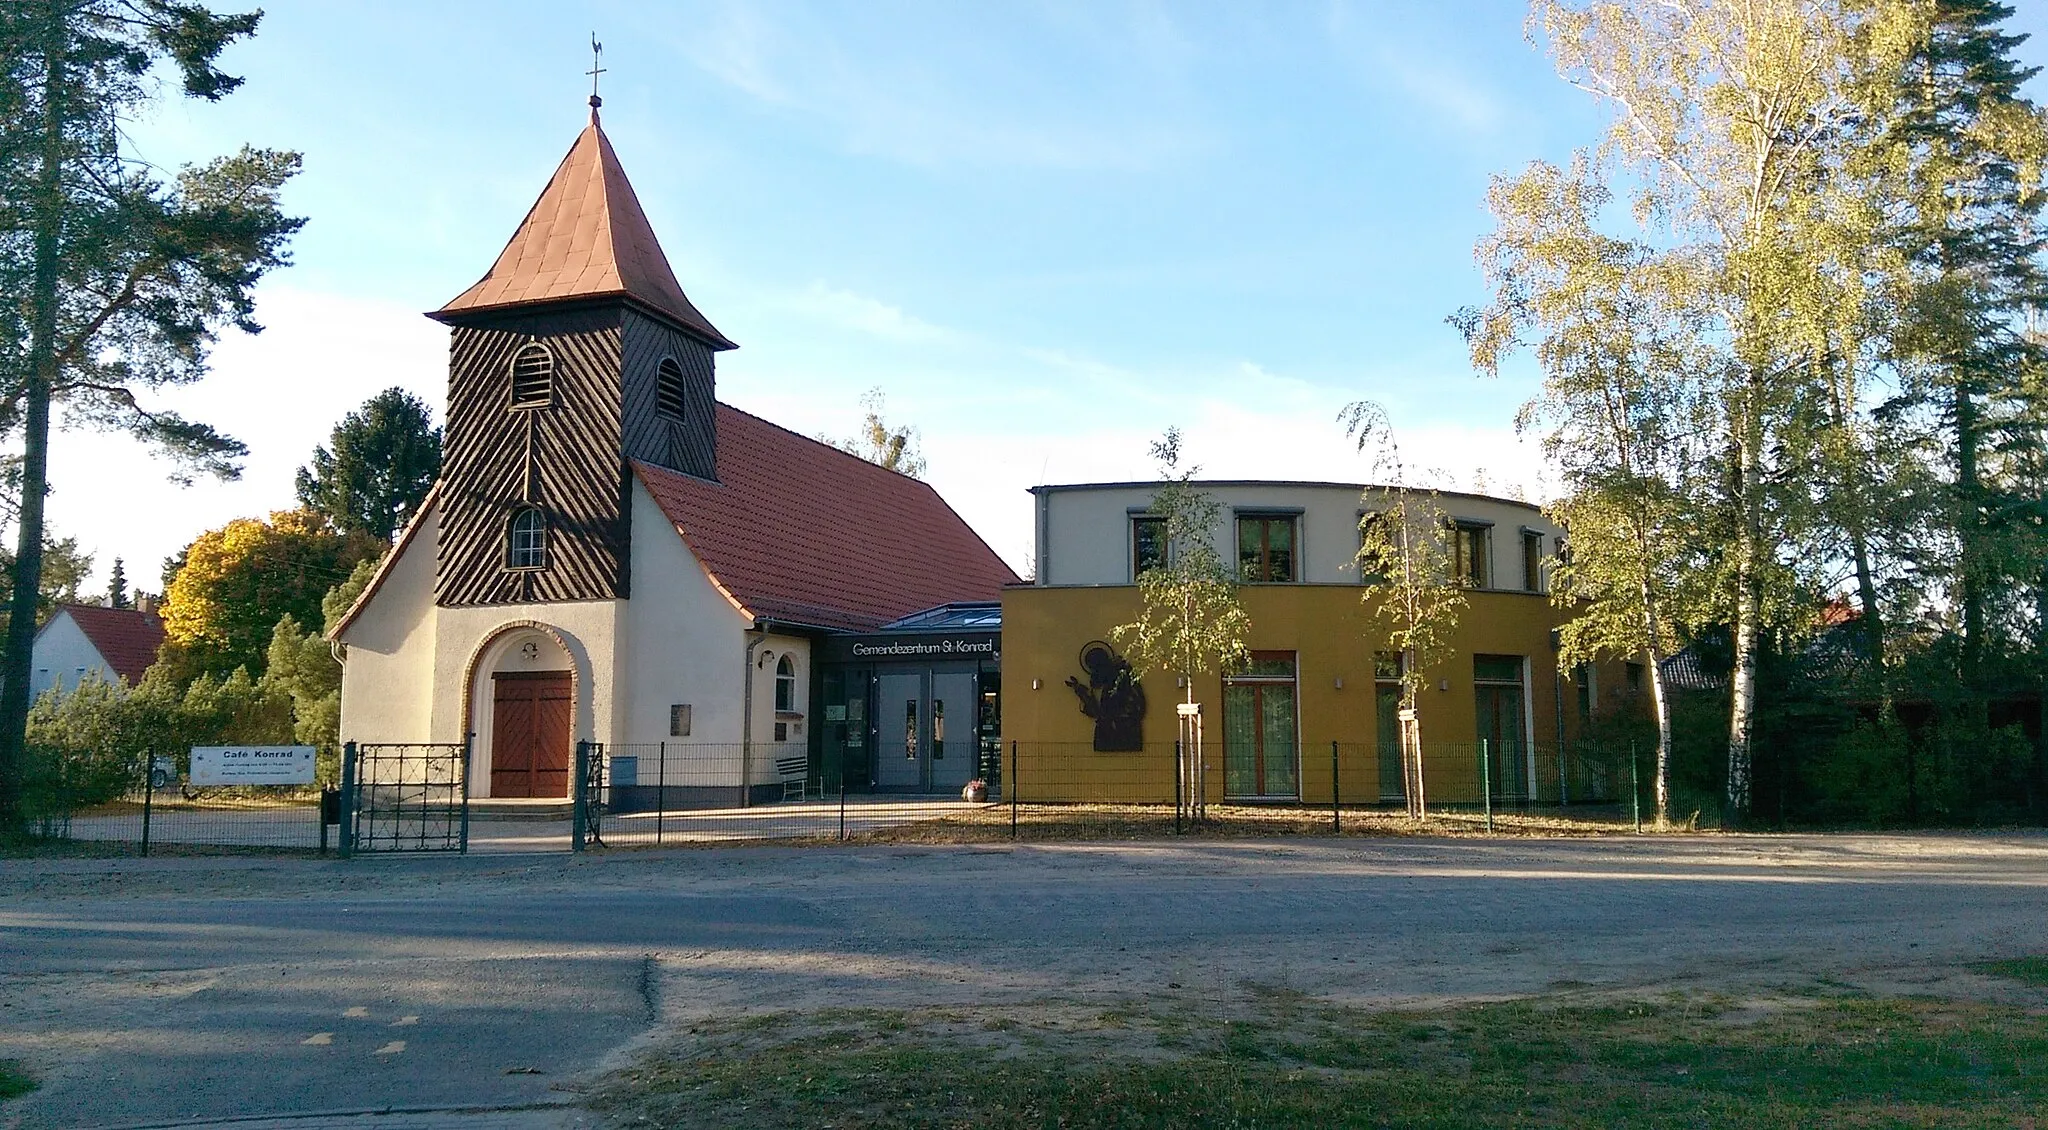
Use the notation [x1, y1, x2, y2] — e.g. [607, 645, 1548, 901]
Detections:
[56, 603, 164, 685]
[635, 404, 1019, 631]
[433, 112, 736, 350]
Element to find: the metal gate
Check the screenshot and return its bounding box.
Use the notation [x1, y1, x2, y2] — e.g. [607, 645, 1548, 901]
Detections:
[340, 740, 470, 854]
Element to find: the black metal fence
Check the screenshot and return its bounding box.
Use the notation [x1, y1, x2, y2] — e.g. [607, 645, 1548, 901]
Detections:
[999, 738, 1640, 835]
[20, 752, 339, 854]
[572, 741, 996, 847]
[340, 741, 469, 855]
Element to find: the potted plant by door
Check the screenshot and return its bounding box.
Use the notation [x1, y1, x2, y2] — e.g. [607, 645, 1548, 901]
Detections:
[962, 778, 989, 803]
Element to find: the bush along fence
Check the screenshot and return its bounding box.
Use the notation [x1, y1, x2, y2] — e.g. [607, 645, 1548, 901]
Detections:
[19, 748, 341, 854]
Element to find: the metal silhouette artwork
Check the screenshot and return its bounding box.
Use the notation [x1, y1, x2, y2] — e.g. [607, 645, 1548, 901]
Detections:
[1067, 640, 1146, 752]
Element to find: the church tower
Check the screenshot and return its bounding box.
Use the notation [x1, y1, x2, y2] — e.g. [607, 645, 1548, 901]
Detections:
[429, 106, 736, 607]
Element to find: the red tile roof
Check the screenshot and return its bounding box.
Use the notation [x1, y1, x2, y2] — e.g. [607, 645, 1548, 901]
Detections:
[434, 113, 736, 350]
[56, 604, 165, 685]
[635, 405, 1019, 631]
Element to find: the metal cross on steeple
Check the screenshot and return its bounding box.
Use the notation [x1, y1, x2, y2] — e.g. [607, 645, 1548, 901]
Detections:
[586, 33, 606, 118]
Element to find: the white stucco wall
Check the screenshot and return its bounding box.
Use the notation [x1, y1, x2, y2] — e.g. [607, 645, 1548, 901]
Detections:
[1034, 481, 1561, 590]
[28, 611, 118, 699]
[335, 505, 441, 744]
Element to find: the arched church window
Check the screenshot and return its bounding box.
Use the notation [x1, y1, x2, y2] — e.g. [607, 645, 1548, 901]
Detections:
[656, 358, 686, 420]
[774, 654, 797, 712]
[509, 343, 554, 409]
[507, 508, 548, 569]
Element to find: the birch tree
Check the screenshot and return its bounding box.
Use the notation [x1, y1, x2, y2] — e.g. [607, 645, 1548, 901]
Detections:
[1110, 428, 1250, 818]
[1529, 0, 1873, 821]
[1342, 402, 1468, 820]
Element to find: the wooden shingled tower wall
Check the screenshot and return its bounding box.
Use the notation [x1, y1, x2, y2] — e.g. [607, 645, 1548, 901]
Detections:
[430, 110, 734, 607]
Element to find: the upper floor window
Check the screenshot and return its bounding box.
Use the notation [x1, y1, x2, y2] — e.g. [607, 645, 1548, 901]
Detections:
[656, 357, 687, 420]
[774, 654, 797, 713]
[1131, 516, 1167, 579]
[1357, 511, 1390, 583]
[1237, 513, 1297, 583]
[510, 343, 554, 409]
[1453, 522, 1490, 589]
[507, 508, 548, 569]
[1522, 529, 1544, 592]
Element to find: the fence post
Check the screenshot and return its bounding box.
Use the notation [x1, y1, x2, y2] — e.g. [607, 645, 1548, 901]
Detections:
[459, 733, 473, 854]
[656, 741, 667, 846]
[1010, 740, 1019, 840]
[139, 752, 154, 858]
[839, 763, 848, 841]
[1480, 739, 1493, 833]
[571, 740, 589, 852]
[339, 741, 357, 858]
[1331, 740, 1340, 835]
[1630, 739, 1642, 834]
[1175, 739, 1184, 836]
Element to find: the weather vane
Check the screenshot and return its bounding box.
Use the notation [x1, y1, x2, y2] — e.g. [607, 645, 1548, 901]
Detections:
[586, 32, 606, 116]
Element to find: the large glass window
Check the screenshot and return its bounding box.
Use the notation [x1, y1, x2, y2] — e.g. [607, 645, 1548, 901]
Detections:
[1474, 654, 1528, 801]
[1131, 516, 1167, 579]
[507, 508, 547, 569]
[1237, 514, 1297, 583]
[1374, 651, 1405, 801]
[1224, 651, 1298, 798]
[1454, 523, 1490, 588]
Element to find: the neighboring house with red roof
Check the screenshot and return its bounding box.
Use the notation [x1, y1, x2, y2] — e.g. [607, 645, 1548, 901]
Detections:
[331, 101, 1015, 800]
[29, 603, 166, 699]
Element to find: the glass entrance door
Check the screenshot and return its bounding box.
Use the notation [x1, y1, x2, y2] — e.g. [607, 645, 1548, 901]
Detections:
[928, 670, 977, 793]
[874, 670, 924, 791]
[1223, 652, 1299, 799]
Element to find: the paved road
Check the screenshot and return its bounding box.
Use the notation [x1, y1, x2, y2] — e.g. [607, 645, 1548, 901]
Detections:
[3, 834, 2045, 1128]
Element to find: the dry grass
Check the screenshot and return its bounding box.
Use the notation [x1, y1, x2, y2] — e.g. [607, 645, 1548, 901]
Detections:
[590, 976, 2048, 1129]
[851, 801, 1652, 844]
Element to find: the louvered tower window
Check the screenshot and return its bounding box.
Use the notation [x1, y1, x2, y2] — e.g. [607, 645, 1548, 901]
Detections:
[508, 508, 548, 569]
[656, 357, 686, 420]
[509, 343, 554, 409]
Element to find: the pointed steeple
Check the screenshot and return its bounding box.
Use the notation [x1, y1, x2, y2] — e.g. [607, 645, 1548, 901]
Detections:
[435, 118, 736, 350]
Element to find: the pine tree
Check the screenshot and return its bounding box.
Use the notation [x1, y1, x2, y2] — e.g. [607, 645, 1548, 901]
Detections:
[0, 2, 302, 834]
[294, 388, 441, 543]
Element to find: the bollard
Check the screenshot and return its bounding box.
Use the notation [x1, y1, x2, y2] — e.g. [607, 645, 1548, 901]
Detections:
[1331, 740, 1340, 835]
[1480, 739, 1493, 833]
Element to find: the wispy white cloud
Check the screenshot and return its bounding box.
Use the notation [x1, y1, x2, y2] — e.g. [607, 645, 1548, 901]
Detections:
[792, 283, 954, 343]
[1325, 1, 1507, 140]
[660, 0, 1214, 170]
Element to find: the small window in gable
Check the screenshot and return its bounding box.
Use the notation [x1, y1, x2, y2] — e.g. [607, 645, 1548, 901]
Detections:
[510, 343, 554, 409]
[656, 357, 687, 420]
[508, 508, 548, 569]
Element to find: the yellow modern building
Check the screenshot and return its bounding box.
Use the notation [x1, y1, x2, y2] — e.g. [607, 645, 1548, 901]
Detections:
[1001, 480, 1622, 807]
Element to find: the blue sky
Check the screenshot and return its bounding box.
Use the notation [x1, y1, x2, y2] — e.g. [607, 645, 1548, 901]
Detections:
[54, 0, 2048, 584]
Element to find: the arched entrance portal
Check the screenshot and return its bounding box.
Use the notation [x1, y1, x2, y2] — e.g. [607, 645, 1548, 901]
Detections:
[471, 626, 575, 798]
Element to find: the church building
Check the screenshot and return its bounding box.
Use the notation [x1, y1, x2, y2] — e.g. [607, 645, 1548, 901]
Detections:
[332, 102, 1017, 800]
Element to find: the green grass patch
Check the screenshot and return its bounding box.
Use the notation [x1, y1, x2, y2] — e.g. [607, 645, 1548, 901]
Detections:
[0, 1060, 37, 1102]
[1980, 956, 2048, 988]
[592, 990, 2048, 1129]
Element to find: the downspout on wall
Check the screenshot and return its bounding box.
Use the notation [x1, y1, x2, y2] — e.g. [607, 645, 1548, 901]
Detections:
[741, 626, 766, 808]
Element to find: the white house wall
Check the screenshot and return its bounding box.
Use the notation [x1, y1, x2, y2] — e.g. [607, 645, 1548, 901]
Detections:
[1036, 482, 1560, 590]
[335, 507, 440, 744]
[28, 611, 118, 699]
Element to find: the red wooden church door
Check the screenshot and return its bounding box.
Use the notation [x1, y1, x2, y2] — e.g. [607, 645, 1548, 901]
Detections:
[491, 672, 571, 798]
